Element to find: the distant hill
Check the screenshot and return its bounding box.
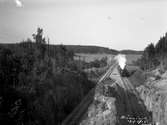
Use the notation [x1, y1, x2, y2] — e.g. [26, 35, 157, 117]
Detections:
[0, 43, 143, 55]
[64, 45, 118, 54]
[120, 50, 143, 55]
[64, 45, 143, 55]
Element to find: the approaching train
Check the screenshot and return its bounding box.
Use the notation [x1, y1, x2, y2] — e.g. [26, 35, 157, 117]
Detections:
[118, 65, 130, 77]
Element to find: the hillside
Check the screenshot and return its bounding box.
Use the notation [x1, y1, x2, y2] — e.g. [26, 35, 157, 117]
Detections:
[0, 29, 95, 125]
[0, 43, 143, 55]
[120, 49, 143, 55]
[64, 45, 118, 54]
[65, 45, 143, 55]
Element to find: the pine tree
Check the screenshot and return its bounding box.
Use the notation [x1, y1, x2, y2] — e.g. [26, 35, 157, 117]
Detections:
[155, 36, 166, 70]
[32, 27, 46, 59]
[142, 43, 156, 69]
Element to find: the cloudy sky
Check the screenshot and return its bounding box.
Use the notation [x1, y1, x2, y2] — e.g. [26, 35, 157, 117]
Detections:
[0, 0, 167, 50]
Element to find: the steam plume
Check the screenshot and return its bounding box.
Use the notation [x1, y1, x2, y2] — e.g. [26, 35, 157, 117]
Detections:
[115, 54, 126, 70]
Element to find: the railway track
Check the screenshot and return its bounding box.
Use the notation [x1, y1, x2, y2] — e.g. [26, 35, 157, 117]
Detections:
[62, 62, 118, 125]
[61, 88, 95, 125]
[62, 62, 151, 125]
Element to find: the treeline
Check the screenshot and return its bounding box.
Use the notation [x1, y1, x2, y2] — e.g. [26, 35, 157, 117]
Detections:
[65, 45, 118, 54]
[64, 45, 143, 55]
[134, 33, 167, 71]
[0, 28, 94, 125]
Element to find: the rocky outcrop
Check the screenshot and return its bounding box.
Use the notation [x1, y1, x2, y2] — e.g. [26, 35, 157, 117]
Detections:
[137, 80, 167, 125]
[80, 93, 117, 125]
[137, 71, 167, 125]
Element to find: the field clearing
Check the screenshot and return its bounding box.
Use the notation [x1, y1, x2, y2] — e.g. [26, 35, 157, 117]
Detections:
[75, 53, 141, 64]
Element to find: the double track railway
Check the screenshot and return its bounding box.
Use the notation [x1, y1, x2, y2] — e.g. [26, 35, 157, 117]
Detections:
[62, 62, 152, 125]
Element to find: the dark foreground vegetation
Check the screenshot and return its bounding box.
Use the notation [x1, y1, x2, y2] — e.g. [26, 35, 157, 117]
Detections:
[0, 28, 95, 125]
[134, 33, 167, 71]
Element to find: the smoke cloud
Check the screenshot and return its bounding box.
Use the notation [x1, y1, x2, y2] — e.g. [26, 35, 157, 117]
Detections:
[115, 54, 126, 70]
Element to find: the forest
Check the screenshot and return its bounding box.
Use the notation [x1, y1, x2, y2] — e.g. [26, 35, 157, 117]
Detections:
[0, 28, 95, 125]
[63, 45, 142, 55]
[135, 33, 167, 71]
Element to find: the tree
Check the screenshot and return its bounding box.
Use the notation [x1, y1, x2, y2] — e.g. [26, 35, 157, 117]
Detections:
[32, 28, 45, 44]
[33, 27, 46, 59]
[155, 35, 167, 70]
[135, 43, 159, 70]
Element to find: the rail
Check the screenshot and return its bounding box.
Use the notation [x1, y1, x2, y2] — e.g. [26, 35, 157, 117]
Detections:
[62, 62, 118, 125]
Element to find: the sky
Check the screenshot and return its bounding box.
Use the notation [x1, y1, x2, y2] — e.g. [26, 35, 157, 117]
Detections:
[0, 0, 167, 50]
